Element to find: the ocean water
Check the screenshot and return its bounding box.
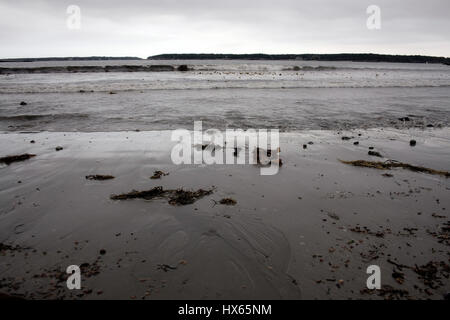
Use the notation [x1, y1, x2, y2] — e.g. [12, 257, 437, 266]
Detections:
[0, 60, 449, 132]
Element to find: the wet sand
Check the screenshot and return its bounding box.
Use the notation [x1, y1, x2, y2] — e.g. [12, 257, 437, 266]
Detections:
[0, 128, 449, 299]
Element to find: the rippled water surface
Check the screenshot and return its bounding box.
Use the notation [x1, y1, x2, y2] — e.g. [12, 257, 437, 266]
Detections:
[0, 60, 449, 131]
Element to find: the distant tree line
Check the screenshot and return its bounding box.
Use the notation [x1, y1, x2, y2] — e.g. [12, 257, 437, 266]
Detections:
[148, 53, 450, 65]
[1, 54, 448, 65]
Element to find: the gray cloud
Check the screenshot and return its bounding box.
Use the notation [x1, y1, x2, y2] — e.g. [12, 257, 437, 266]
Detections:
[0, 0, 449, 58]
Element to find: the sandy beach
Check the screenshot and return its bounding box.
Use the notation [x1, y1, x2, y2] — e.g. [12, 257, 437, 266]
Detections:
[1, 127, 449, 299]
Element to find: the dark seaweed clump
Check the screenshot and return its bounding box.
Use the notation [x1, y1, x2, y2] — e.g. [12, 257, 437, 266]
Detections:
[150, 170, 169, 179]
[340, 160, 450, 177]
[86, 175, 115, 181]
[0, 154, 36, 165]
[110, 186, 214, 206]
[219, 198, 237, 205]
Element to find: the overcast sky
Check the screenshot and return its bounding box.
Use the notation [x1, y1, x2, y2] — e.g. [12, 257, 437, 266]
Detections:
[0, 0, 449, 58]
